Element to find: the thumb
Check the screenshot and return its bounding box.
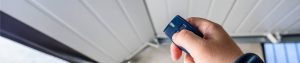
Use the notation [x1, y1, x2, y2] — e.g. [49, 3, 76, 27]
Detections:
[172, 29, 205, 60]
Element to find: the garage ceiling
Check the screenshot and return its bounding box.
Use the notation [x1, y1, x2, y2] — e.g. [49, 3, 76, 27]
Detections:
[146, 0, 300, 37]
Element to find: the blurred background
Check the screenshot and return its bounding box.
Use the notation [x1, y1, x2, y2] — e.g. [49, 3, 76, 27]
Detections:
[1, 0, 299, 63]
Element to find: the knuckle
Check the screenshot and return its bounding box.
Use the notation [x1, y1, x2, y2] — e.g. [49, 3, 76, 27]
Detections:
[210, 22, 223, 29]
[179, 30, 190, 36]
[172, 30, 190, 45]
[173, 30, 189, 40]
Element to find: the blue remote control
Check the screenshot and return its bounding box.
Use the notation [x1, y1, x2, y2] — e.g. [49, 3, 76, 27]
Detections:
[163, 15, 204, 54]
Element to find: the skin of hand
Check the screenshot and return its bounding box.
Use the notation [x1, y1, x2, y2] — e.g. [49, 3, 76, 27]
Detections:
[170, 17, 243, 63]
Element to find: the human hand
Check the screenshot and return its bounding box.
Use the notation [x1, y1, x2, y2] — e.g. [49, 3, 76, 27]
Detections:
[170, 17, 243, 63]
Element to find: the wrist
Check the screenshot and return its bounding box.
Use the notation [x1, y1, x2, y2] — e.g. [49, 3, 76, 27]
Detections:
[234, 53, 264, 63]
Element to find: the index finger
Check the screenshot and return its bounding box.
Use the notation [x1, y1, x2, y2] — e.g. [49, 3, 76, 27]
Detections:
[186, 17, 228, 39]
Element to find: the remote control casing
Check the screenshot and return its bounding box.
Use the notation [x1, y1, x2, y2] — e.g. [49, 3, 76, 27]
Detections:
[163, 15, 204, 54]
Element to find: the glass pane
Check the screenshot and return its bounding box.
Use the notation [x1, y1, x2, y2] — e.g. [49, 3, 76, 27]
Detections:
[0, 36, 68, 63]
[264, 43, 300, 63]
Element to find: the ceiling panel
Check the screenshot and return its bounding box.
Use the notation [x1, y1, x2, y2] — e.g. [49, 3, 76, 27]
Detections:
[33, 0, 131, 61]
[82, 0, 142, 54]
[223, 0, 259, 33]
[253, 0, 300, 33]
[146, 0, 300, 37]
[188, 0, 211, 18]
[236, 0, 281, 33]
[272, 6, 300, 33]
[145, 0, 169, 36]
[206, 0, 235, 25]
[167, 0, 189, 18]
[119, 0, 155, 44]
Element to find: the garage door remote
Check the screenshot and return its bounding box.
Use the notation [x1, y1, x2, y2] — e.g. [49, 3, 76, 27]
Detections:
[163, 15, 204, 54]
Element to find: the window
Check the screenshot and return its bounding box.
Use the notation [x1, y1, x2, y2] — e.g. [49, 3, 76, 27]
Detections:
[264, 43, 300, 63]
[0, 36, 68, 63]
